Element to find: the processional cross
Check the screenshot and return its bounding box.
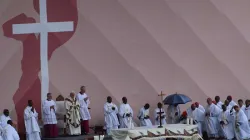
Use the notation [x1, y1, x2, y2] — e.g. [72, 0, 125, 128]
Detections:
[12, 0, 74, 101]
[158, 91, 165, 128]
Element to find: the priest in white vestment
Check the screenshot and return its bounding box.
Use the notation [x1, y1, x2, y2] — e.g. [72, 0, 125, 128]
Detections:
[65, 91, 81, 135]
[154, 103, 166, 125]
[76, 86, 91, 134]
[24, 100, 40, 140]
[137, 104, 152, 127]
[42, 93, 58, 138]
[244, 100, 250, 126]
[215, 96, 224, 109]
[119, 97, 134, 128]
[0, 110, 11, 129]
[2, 120, 19, 140]
[218, 105, 234, 140]
[187, 104, 205, 137]
[227, 96, 237, 107]
[205, 98, 222, 138]
[232, 105, 250, 140]
[104, 96, 119, 135]
[167, 104, 180, 124]
[238, 99, 246, 111]
[194, 102, 205, 112]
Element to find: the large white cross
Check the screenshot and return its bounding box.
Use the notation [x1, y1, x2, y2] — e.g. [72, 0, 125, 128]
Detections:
[12, 0, 74, 101]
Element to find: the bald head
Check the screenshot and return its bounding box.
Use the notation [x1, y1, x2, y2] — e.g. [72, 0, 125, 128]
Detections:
[70, 91, 75, 98]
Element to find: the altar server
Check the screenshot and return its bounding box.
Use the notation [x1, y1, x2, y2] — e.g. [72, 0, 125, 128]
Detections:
[188, 104, 205, 137]
[215, 96, 223, 109]
[138, 103, 152, 127]
[232, 105, 250, 140]
[65, 91, 81, 135]
[154, 102, 166, 125]
[76, 86, 91, 135]
[2, 120, 19, 140]
[205, 98, 222, 139]
[42, 93, 58, 138]
[24, 100, 40, 140]
[0, 110, 11, 128]
[104, 96, 119, 135]
[167, 104, 180, 124]
[218, 105, 234, 140]
[119, 97, 134, 128]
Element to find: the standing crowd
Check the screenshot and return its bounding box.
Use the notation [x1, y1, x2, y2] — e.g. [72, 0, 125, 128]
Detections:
[0, 85, 249, 140]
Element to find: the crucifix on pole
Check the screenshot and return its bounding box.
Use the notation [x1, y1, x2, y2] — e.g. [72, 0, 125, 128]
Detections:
[12, 0, 74, 102]
[157, 91, 165, 128]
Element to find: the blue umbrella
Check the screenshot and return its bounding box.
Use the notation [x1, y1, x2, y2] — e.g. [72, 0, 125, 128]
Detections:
[163, 93, 191, 105]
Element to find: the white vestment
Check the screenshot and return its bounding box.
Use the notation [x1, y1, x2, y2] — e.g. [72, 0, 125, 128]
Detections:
[137, 107, 152, 127]
[104, 102, 119, 135]
[218, 110, 234, 139]
[205, 103, 222, 137]
[187, 108, 205, 137]
[197, 105, 205, 112]
[2, 124, 19, 140]
[119, 103, 134, 128]
[166, 105, 180, 124]
[55, 101, 66, 135]
[65, 97, 81, 135]
[240, 105, 246, 111]
[0, 115, 11, 128]
[24, 106, 40, 140]
[244, 106, 250, 126]
[76, 93, 91, 120]
[154, 108, 166, 125]
[216, 101, 224, 109]
[229, 100, 237, 107]
[42, 100, 57, 125]
[233, 109, 250, 140]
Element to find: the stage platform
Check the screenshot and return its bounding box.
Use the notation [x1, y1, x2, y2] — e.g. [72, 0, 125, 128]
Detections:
[41, 135, 95, 140]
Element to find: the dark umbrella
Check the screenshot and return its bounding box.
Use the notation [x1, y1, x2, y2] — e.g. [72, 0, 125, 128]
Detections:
[163, 93, 191, 105]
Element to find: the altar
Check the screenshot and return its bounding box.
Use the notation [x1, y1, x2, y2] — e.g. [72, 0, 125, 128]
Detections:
[109, 124, 202, 140]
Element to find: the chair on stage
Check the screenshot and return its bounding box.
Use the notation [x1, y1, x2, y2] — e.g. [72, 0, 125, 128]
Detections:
[55, 95, 66, 136]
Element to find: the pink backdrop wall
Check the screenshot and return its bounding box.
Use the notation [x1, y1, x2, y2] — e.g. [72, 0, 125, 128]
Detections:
[0, 0, 250, 134]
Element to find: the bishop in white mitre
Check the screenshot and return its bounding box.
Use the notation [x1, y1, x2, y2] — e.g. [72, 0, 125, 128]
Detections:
[119, 97, 134, 128]
[205, 98, 222, 138]
[244, 100, 250, 126]
[2, 120, 19, 140]
[167, 104, 180, 124]
[232, 105, 250, 140]
[218, 105, 234, 140]
[42, 93, 58, 138]
[137, 103, 152, 127]
[187, 104, 205, 137]
[24, 100, 40, 140]
[154, 102, 166, 125]
[104, 96, 119, 135]
[76, 86, 91, 134]
[65, 91, 81, 135]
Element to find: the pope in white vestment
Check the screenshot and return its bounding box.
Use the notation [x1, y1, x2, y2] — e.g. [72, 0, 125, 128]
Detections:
[218, 105, 234, 140]
[187, 104, 205, 137]
[2, 120, 19, 140]
[24, 100, 40, 140]
[76, 86, 91, 134]
[137, 104, 152, 127]
[154, 103, 166, 126]
[119, 97, 134, 129]
[65, 92, 81, 135]
[104, 96, 119, 135]
[205, 98, 222, 138]
[167, 104, 180, 124]
[232, 105, 250, 140]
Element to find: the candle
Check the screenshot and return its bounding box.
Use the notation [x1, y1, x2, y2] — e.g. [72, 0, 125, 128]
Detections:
[186, 118, 190, 124]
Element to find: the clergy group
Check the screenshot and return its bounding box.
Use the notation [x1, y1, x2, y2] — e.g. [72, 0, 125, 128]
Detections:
[1, 86, 250, 140]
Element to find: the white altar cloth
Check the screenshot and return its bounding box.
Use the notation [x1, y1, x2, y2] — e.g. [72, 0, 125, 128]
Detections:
[110, 124, 202, 140]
